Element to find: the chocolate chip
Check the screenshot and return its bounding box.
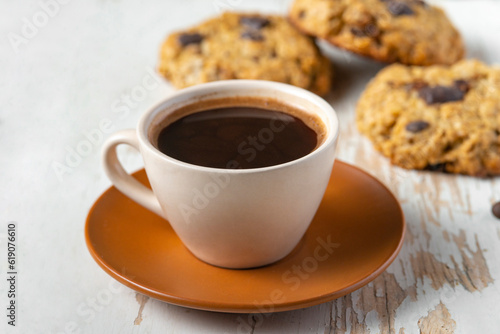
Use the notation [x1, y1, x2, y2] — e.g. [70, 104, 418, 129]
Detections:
[425, 163, 447, 172]
[492, 201, 500, 219]
[241, 30, 264, 41]
[240, 16, 270, 30]
[454, 79, 470, 93]
[350, 27, 366, 37]
[418, 85, 467, 105]
[406, 120, 430, 133]
[387, 1, 415, 16]
[365, 24, 380, 37]
[298, 10, 306, 19]
[178, 33, 203, 46]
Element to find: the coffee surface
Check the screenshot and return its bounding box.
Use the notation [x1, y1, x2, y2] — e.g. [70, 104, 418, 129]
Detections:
[157, 106, 319, 169]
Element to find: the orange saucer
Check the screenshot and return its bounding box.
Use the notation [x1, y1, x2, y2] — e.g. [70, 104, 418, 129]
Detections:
[85, 160, 405, 313]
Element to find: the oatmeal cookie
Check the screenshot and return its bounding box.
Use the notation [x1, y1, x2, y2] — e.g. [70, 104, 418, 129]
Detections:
[158, 12, 332, 96]
[289, 0, 464, 66]
[356, 59, 500, 176]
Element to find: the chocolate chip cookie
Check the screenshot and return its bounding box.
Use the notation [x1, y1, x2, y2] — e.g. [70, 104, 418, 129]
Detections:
[158, 12, 332, 96]
[356, 59, 500, 177]
[289, 0, 464, 66]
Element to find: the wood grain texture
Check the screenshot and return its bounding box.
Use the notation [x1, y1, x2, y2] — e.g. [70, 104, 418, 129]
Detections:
[134, 293, 150, 325]
[418, 303, 456, 334]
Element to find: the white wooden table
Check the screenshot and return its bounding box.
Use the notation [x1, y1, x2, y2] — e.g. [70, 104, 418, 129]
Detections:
[1, 0, 499, 333]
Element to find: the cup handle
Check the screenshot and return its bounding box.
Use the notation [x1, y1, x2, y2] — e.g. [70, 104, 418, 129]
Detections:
[102, 129, 164, 218]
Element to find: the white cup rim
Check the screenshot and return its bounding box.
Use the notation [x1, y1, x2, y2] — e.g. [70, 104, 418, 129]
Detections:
[137, 80, 339, 174]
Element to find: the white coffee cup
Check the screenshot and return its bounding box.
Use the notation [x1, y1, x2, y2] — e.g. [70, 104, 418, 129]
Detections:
[102, 80, 339, 269]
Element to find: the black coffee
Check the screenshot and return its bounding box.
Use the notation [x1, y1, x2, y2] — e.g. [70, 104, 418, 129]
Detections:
[156, 105, 321, 169]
